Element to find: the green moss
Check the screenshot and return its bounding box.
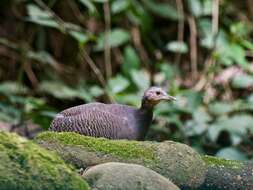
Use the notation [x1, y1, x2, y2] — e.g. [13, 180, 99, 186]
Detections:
[202, 155, 243, 169]
[0, 132, 89, 190]
[36, 132, 155, 161]
[36, 132, 207, 188]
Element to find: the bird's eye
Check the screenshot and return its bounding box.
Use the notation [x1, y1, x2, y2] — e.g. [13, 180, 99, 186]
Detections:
[156, 91, 161, 95]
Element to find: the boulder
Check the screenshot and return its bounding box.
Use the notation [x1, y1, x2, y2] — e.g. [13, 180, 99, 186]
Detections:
[83, 162, 179, 190]
[36, 132, 206, 188]
[36, 132, 253, 190]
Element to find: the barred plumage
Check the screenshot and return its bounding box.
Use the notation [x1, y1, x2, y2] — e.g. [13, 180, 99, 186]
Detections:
[49, 87, 176, 140]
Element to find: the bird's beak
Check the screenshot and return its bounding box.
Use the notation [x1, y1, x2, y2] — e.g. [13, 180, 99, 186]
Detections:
[162, 94, 177, 101]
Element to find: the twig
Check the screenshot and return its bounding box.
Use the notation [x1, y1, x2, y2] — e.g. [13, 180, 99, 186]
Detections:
[212, 0, 219, 36]
[188, 16, 198, 79]
[67, 0, 87, 27]
[79, 46, 106, 87]
[79, 47, 114, 103]
[33, 0, 66, 32]
[193, 0, 220, 91]
[131, 27, 149, 66]
[247, 0, 253, 19]
[24, 62, 39, 88]
[103, 1, 112, 79]
[175, 0, 184, 65]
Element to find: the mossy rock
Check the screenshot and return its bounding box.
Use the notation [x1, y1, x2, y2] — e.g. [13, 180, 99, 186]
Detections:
[36, 132, 206, 188]
[0, 132, 89, 190]
[83, 162, 180, 190]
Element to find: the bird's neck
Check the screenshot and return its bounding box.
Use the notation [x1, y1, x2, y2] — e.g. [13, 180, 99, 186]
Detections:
[141, 99, 155, 111]
[136, 105, 154, 140]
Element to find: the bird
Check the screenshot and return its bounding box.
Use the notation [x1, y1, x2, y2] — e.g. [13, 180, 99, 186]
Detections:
[49, 87, 176, 140]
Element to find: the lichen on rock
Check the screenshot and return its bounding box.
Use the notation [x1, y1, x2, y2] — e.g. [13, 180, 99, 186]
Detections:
[0, 132, 89, 190]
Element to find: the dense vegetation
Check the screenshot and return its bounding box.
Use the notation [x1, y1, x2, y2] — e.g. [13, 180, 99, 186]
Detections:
[1, 0, 253, 160]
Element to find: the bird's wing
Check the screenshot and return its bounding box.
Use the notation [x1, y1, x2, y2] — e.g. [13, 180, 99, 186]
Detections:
[50, 108, 134, 139]
[59, 103, 103, 117]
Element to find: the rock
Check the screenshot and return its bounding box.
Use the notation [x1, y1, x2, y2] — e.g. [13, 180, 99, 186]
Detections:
[82, 162, 179, 190]
[36, 132, 206, 188]
[36, 132, 253, 189]
[0, 132, 89, 190]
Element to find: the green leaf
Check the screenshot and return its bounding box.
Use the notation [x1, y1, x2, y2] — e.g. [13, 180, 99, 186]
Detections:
[208, 102, 234, 115]
[144, 0, 180, 20]
[232, 74, 253, 89]
[166, 41, 188, 53]
[180, 90, 203, 112]
[216, 147, 247, 161]
[93, 0, 108, 2]
[202, 0, 212, 15]
[122, 46, 140, 75]
[39, 81, 92, 101]
[158, 63, 176, 81]
[69, 30, 89, 45]
[79, 0, 97, 13]
[230, 22, 250, 38]
[0, 82, 28, 95]
[24, 97, 46, 113]
[108, 75, 130, 94]
[27, 51, 58, 67]
[89, 86, 104, 97]
[127, 2, 153, 32]
[39, 82, 79, 100]
[185, 108, 211, 136]
[112, 0, 130, 14]
[0, 103, 21, 123]
[26, 4, 59, 29]
[187, 0, 202, 17]
[95, 28, 130, 51]
[114, 93, 140, 106]
[198, 19, 214, 48]
[130, 69, 150, 91]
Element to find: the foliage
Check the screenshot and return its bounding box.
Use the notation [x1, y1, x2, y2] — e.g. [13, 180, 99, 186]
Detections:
[1, 0, 253, 160]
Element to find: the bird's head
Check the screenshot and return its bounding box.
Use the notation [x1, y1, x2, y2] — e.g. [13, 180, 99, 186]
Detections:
[141, 87, 176, 109]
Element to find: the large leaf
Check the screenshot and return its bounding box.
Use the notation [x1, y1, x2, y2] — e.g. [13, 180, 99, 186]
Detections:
[166, 41, 188, 53]
[187, 0, 202, 17]
[185, 108, 211, 136]
[112, 0, 130, 14]
[26, 4, 59, 29]
[130, 69, 150, 92]
[39, 81, 92, 101]
[27, 51, 59, 67]
[143, 0, 180, 20]
[232, 74, 253, 89]
[127, 1, 153, 32]
[122, 46, 140, 75]
[114, 93, 140, 106]
[198, 19, 214, 49]
[95, 29, 130, 51]
[208, 102, 234, 115]
[69, 31, 89, 45]
[107, 75, 130, 94]
[187, 0, 212, 17]
[0, 82, 28, 95]
[0, 103, 21, 123]
[79, 0, 97, 13]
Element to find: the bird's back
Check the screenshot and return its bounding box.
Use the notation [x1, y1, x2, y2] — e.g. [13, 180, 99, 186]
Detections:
[49, 102, 152, 140]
